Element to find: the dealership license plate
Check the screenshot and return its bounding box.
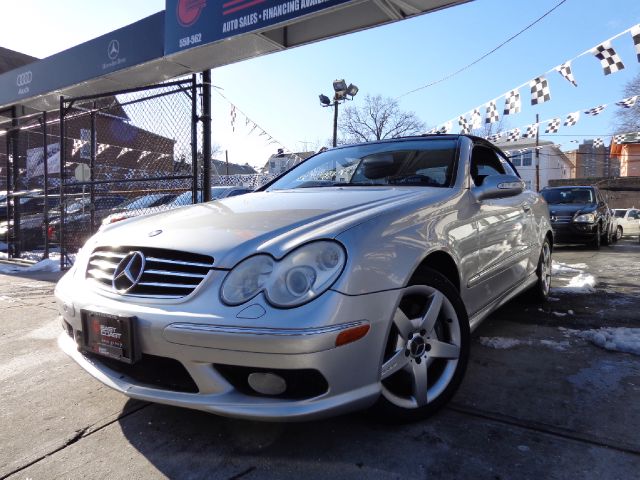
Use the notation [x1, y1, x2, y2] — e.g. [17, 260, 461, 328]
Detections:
[81, 311, 140, 364]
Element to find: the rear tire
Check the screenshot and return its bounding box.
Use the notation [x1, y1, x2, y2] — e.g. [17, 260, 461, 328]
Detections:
[616, 226, 623, 240]
[372, 268, 469, 422]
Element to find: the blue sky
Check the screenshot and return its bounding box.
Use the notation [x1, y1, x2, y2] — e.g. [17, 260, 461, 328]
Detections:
[1, 0, 640, 168]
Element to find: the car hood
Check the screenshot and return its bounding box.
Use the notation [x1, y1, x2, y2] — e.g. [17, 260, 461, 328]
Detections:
[547, 203, 596, 217]
[94, 187, 451, 268]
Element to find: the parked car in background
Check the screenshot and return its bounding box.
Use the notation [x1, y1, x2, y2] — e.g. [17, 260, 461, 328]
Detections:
[47, 195, 127, 250]
[540, 186, 612, 248]
[101, 186, 253, 226]
[56, 135, 553, 422]
[613, 208, 640, 238]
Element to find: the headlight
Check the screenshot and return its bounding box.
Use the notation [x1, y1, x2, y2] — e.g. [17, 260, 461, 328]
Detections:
[220, 255, 274, 305]
[573, 213, 596, 223]
[221, 241, 346, 308]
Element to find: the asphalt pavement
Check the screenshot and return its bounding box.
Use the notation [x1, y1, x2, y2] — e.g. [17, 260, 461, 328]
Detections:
[1, 240, 639, 480]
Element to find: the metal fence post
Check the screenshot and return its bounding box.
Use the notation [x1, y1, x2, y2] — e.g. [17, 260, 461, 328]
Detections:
[42, 110, 49, 259]
[90, 104, 96, 234]
[191, 74, 198, 204]
[59, 96, 66, 271]
[202, 70, 211, 202]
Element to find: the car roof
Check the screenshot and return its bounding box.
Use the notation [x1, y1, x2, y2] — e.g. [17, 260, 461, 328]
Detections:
[328, 134, 493, 149]
[542, 185, 595, 190]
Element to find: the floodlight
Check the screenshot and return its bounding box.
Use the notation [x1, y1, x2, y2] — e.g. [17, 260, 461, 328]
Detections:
[319, 94, 331, 106]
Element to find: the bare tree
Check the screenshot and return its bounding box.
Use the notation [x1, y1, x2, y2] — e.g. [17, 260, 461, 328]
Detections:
[472, 116, 509, 139]
[338, 95, 426, 143]
[613, 72, 640, 133]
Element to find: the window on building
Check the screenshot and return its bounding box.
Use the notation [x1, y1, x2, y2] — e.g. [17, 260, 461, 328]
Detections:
[522, 151, 532, 166]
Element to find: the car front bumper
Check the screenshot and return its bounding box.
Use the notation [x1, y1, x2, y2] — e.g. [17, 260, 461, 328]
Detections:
[550, 222, 599, 243]
[55, 268, 400, 421]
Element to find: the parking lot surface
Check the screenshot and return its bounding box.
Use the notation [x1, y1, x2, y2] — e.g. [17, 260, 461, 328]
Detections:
[1, 240, 639, 480]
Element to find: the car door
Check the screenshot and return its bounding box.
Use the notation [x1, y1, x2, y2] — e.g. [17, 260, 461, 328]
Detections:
[466, 145, 533, 313]
[628, 209, 640, 235]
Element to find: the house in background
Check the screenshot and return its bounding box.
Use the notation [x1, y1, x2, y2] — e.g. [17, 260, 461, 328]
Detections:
[495, 139, 574, 191]
[610, 132, 640, 177]
[263, 149, 315, 175]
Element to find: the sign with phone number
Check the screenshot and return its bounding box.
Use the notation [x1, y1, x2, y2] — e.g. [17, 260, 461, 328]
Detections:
[165, 0, 352, 55]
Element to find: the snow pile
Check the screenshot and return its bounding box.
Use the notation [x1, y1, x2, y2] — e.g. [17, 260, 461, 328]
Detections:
[577, 328, 640, 356]
[479, 336, 569, 351]
[0, 258, 60, 274]
[553, 273, 596, 294]
[551, 261, 587, 274]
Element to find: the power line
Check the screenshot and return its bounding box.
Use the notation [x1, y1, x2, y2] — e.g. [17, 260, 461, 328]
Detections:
[396, 0, 569, 99]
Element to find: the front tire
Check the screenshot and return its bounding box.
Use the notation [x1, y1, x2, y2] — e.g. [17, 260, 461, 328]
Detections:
[590, 224, 601, 249]
[527, 238, 552, 303]
[372, 268, 470, 422]
[616, 226, 623, 240]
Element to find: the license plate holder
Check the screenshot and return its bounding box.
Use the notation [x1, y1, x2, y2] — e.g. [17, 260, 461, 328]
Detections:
[81, 310, 140, 364]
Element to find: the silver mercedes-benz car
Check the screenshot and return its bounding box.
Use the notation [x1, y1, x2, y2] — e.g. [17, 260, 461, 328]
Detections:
[55, 135, 553, 422]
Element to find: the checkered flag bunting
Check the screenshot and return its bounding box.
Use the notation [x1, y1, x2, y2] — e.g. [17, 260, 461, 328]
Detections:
[545, 118, 561, 134]
[614, 134, 625, 143]
[615, 96, 639, 109]
[529, 76, 551, 105]
[458, 116, 471, 134]
[487, 133, 503, 142]
[564, 111, 580, 127]
[506, 128, 520, 142]
[503, 89, 521, 115]
[584, 104, 606, 116]
[471, 109, 482, 129]
[632, 24, 640, 62]
[230, 105, 237, 132]
[436, 121, 452, 134]
[426, 127, 437, 134]
[485, 101, 499, 124]
[555, 61, 578, 87]
[593, 138, 604, 148]
[591, 41, 625, 75]
[522, 124, 538, 139]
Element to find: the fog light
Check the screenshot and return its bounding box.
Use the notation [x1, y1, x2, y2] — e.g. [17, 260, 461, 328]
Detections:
[247, 372, 287, 395]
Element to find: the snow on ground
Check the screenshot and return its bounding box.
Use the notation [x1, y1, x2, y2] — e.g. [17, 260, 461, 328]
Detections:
[0, 258, 61, 274]
[551, 261, 588, 274]
[559, 327, 640, 356]
[479, 336, 570, 351]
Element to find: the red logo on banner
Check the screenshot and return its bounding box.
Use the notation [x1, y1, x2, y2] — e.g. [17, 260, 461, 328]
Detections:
[177, 0, 207, 27]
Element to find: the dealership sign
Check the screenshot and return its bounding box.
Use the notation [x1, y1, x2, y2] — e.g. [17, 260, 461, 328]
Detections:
[165, 0, 352, 54]
[0, 13, 163, 108]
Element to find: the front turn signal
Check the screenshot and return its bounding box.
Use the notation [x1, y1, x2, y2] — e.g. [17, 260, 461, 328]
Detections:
[335, 324, 370, 347]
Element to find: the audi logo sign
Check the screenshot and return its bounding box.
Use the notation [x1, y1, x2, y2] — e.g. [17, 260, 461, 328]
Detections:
[16, 71, 33, 87]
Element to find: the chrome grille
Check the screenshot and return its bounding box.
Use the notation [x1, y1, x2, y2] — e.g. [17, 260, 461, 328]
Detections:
[551, 215, 573, 224]
[86, 246, 214, 299]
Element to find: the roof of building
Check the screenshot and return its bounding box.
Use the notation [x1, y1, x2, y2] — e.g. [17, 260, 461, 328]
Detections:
[0, 47, 37, 75]
[211, 159, 256, 175]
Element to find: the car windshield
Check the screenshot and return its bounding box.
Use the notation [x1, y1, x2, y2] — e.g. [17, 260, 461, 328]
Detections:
[117, 194, 172, 210]
[211, 187, 232, 199]
[266, 139, 458, 191]
[541, 188, 595, 204]
[614, 210, 627, 218]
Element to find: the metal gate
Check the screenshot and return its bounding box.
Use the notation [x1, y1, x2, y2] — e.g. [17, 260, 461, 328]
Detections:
[57, 77, 200, 269]
[1, 109, 54, 260]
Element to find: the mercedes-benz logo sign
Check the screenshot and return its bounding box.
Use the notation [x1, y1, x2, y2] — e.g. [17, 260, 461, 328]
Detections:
[112, 251, 145, 293]
[107, 39, 120, 60]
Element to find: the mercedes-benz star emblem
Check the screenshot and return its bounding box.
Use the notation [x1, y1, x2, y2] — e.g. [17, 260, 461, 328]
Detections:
[112, 251, 145, 293]
[107, 39, 120, 60]
[409, 336, 427, 358]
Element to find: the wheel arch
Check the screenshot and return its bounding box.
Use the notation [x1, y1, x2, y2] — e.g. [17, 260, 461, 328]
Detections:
[409, 250, 460, 292]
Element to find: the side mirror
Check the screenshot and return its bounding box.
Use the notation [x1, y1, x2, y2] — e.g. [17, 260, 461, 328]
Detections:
[472, 174, 525, 201]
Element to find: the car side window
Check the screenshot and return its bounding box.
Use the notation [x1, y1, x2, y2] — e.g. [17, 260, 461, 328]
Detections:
[470, 146, 506, 186]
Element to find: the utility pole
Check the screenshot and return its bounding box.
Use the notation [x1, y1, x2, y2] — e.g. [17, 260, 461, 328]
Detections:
[535, 113, 540, 192]
[225, 150, 229, 175]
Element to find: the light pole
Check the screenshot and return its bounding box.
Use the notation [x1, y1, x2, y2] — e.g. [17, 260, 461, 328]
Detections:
[319, 79, 359, 147]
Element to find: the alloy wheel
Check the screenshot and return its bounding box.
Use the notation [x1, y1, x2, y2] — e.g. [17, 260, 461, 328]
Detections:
[380, 285, 461, 409]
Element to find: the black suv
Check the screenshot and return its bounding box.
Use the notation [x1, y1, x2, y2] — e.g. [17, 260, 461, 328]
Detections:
[540, 186, 612, 249]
